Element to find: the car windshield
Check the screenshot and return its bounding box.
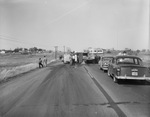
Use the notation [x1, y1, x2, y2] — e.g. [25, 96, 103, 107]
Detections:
[116, 57, 142, 65]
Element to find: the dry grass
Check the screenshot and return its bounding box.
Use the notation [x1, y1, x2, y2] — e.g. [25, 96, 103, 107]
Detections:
[0, 52, 56, 81]
[0, 53, 55, 71]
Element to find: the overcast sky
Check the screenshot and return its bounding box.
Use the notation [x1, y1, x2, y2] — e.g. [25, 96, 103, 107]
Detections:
[0, 0, 149, 51]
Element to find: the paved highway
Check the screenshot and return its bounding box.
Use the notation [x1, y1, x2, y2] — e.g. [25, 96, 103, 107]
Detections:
[0, 61, 150, 117]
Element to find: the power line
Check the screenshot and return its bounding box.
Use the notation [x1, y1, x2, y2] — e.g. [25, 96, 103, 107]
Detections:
[0, 35, 72, 51]
[0, 35, 52, 49]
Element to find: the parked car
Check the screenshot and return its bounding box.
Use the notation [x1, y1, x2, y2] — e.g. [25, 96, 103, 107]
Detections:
[107, 55, 150, 83]
[98, 56, 114, 72]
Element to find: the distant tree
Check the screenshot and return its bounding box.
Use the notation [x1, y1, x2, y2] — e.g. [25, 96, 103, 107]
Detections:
[88, 47, 92, 50]
[29, 48, 33, 52]
[33, 47, 38, 52]
[147, 49, 150, 52]
[24, 48, 28, 51]
[142, 49, 146, 52]
[48, 50, 52, 53]
[107, 50, 111, 53]
[5, 49, 13, 53]
[136, 50, 140, 53]
[29, 47, 38, 53]
[38, 48, 43, 52]
[14, 48, 20, 53]
[83, 49, 89, 53]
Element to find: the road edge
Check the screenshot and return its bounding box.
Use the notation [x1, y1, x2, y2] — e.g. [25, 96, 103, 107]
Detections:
[0, 59, 56, 84]
[84, 65, 127, 117]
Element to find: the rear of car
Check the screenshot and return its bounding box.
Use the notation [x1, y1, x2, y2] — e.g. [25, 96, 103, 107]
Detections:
[114, 56, 150, 81]
[116, 65, 150, 80]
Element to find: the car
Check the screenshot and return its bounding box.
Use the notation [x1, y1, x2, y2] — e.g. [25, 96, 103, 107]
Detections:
[98, 56, 114, 72]
[107, 55, 150, 83]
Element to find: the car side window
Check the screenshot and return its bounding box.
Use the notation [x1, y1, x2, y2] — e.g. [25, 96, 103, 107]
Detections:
[114, 59, 116, 64]
[138, 59, 143, 65]
[134, 58, 138, 65]
[112, 58, 115, 64]
[134, 58, 143, 65]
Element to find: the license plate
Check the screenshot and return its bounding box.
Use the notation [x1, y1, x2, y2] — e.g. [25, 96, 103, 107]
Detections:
[132, 72, 138, 76]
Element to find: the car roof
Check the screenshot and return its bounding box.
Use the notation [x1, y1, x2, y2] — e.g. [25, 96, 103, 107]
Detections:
[115, 55, 141, 59]
[102, 55, 114, 58]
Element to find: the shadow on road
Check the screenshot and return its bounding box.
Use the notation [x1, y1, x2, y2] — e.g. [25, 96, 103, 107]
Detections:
[118, 80, 150, 86]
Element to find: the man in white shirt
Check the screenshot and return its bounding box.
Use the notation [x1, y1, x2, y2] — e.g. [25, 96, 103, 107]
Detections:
[74, 54, 78, 68]
[75, 54, 78, 63]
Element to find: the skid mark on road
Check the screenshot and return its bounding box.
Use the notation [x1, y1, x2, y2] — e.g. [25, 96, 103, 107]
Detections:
[84, 66, 127, 117]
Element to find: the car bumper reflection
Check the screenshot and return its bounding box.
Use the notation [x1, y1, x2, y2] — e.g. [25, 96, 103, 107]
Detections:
[116, 76, 150, 80]
[102, 67, 108, 70]
[102, 65, 108, 70]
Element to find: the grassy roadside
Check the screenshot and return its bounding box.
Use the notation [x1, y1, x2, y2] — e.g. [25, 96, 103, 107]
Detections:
[0, 52, 55, 82]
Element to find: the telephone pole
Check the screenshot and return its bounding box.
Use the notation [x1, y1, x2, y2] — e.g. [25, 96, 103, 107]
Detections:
[148, 0, 150, 49]
[54, 46, 58, 60]
[63, 46, 65, 54]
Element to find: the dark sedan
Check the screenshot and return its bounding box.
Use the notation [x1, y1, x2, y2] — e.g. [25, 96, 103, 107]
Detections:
[107, 55, 150, 83]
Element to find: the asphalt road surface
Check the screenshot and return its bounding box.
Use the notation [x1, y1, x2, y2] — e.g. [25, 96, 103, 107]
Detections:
[0, 61, 150, 117]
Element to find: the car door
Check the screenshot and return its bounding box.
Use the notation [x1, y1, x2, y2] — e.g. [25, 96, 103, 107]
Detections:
[100, 57, 103, 68]
[112, 58, 117, 76]
[108, 58, 114, 75]
[98, 57, 102, 68]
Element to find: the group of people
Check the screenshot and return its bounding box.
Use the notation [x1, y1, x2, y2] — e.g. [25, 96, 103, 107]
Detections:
[39, 56, 47, 68]
[70, 53, 78, 67]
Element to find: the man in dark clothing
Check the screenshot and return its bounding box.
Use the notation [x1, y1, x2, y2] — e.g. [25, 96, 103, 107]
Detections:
[39, 58, 43, 68]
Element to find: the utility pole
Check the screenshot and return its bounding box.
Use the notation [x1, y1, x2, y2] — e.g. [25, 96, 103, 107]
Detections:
[148, 0, 150, 49]
[54, 46, 58, 60]
[63, 46, 65, 54]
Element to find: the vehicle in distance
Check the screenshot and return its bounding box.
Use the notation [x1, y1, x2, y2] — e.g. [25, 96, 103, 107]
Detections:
[63, 53, 71, 64]
[85, 48, 103, 64]
[98, 56, 113, 72]
[107, 55, 150, 83]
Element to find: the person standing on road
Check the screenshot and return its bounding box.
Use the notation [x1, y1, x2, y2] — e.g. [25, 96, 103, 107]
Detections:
[39, 58, 43, 68]
[43, 56, 48, 67]
[74, 53, 78, 68]
[72, 53, 75, 66]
